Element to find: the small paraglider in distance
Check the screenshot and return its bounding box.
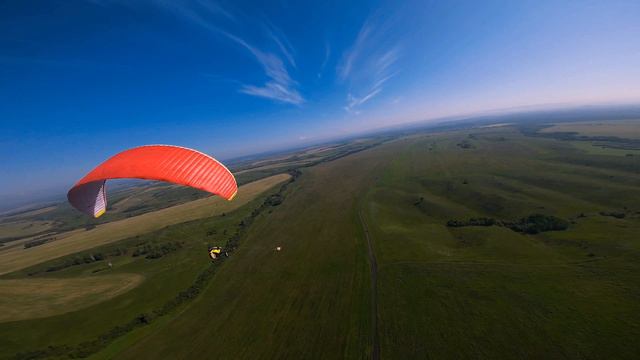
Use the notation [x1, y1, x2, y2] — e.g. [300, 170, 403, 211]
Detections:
[67, 145, 237, 218]
[209, 247, 222, 260]
[208, 247, 228, 260]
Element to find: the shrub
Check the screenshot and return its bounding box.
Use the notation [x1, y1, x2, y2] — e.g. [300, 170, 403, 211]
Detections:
[446, 214, 568, 234]
[600, 211, 625, 219]
[267, 194, 283, 206]
[504, 214, 569, 234]
[24, 238, 49, 249]
[446, 217, 496, 227]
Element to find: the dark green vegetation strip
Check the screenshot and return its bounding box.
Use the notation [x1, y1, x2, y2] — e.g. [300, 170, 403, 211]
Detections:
[521, 123, 640, 151]
[9, 171, 301, 360]
[20, 237, 190, 276]
[23, 237, 55, 249]
[446, 213, 569, 234]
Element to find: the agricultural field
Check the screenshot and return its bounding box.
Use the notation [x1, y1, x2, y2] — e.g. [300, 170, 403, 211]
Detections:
[0, 169, 285, 245]
[105, 124, 640, 359]
[541, 119, 640, 139]
[534, 119, 640, 159]
[0, 171, 293, 359]
[0, 174, 290, 276]
[2, 122, 640, 359]
[3, 1, 639, 359]
[0, 273, 143, 322]
[0, 138, 385, 247]
[568, 141, 640, 157]
[0, 220, 53, 242]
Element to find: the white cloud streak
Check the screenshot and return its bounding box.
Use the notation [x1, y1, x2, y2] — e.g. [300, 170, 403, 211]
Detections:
[318, 40, 331, 78]
[221, 31, 303, 104]
[337, 21, 373, 81]
[339, 15, 401, 113]
[154, 0, 304, 105]
[264, 22, 297, 68]
[346, 87, 383, 111]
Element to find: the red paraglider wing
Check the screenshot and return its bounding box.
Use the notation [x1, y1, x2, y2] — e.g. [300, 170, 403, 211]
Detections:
[67, 145, 237, 218]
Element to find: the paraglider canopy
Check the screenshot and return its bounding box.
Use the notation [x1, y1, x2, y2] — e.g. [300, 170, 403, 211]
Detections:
[68, 145, 237, 218]
[209, 247, 221, 259]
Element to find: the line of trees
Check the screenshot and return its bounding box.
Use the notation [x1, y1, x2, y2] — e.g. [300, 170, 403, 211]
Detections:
[447, 214, 569, 234]
[28, 247, 127, 276]
[132, 241, 183, 259]
[23, 237, 55, 249]
[446, 217, 496, 227]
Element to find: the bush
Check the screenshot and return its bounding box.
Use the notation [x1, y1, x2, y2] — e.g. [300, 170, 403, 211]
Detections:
[265, 194, 284, 206]
[457, 140, 474, 149]
[446, 217, 496, 227]
[600, 211, 625, 219]
[504, 214, 569, 234]
[109, 247, 128, 256]
[446, 214, 568, 234]
[132, 241, 183, 259]
[24, 238, 50, 249]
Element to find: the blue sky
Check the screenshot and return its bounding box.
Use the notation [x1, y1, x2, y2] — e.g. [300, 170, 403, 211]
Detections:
[1, 0, 639, 202]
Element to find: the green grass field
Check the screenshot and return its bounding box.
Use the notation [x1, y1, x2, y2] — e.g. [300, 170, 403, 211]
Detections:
[541, 119, 640, 139]
[0, 174, 290, 276]
[2, 123, 640, 359]
[0, 139, 383, 246]
[0, 173, 291, 359]
[569, 141, 640, 156]
[97, 125, 640, 359]
[0, 273, 144, 323]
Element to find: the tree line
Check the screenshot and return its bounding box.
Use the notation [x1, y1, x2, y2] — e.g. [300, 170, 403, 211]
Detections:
[447, 214, 569, 234]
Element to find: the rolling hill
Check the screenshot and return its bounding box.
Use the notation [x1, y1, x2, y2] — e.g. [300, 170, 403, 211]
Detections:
[2, 120, 640, 359]
[111, 123, 640, 359]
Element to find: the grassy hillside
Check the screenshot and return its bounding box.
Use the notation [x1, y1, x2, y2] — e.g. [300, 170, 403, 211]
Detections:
[0, 138, 385, 246]
[0, 174, 292, 359]
[364, 128, 640, 358]
[0, 273, 143, 322]
[2, 123, 640, 359]
[0, 174, 290, 276]
[113, 144, 380, 359]
[0, 170, 286, 245]
[112, 125, 640, 359]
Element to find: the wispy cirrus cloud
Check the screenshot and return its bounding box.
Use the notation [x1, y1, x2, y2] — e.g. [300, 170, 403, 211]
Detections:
[337, 20, 373, 81]
[153, 0, 304, 105]
[318, 40, 331, 78]
[338, 14, 401, 113]
[219, 31, 303, 104]
[346, 87, 382, 109]
[263, 21, 297, 69]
